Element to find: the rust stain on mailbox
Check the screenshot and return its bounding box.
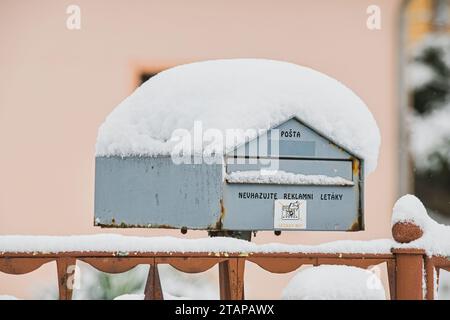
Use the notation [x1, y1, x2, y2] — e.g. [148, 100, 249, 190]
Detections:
[94, 116, 364, 232]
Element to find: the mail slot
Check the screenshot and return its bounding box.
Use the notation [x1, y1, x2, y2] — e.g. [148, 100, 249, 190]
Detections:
[95, 116, 364, 232]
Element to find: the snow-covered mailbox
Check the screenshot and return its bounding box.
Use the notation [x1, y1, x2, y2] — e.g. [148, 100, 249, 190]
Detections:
[94, 59, 380, 236]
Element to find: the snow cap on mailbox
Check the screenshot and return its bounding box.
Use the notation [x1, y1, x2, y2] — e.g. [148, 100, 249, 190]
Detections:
[95, 59, 380, 233]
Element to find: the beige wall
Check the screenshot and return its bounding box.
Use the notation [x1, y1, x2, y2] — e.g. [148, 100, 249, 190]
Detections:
[0, 0, 402, 299]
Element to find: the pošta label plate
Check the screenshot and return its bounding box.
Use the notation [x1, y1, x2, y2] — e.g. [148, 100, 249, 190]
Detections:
[274, 199, 307, 230]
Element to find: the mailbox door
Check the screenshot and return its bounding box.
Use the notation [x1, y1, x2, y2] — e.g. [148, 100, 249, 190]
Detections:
[222, 160, 361, 231]
[222, 117, 363, 232]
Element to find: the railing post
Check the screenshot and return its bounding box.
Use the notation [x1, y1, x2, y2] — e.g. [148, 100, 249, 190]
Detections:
[386, 259, 397, 300]
[144, 264, 163, 300]
[424, 257, 436, 300]
[219, 258, 244, 300]
[392, 248, 425, 300]
[236, 258, 245, 300]
[218, 260, 232, 299]
[56, 257, 77, 300]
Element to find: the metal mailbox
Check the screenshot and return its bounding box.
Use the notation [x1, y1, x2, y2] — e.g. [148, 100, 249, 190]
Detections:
[95, 116, 364, 233]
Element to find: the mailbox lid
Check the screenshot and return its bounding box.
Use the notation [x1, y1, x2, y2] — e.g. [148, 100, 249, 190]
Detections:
[226, 158, 354, 181]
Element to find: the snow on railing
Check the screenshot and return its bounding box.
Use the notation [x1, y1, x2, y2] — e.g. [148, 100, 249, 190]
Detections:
[0, 235, 392, 255]
[0, 195, 448, 300]
[391, 194, 450, 256]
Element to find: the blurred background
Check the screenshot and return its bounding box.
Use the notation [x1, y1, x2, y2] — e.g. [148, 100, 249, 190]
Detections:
[405, 0, 450, 225]
[0, 0, 449, 299]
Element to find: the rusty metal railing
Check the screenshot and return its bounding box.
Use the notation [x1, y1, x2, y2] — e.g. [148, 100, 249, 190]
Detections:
[425, 255, 450, 300]
[0, 251, 399, 300]
[1, 237, 447, 299]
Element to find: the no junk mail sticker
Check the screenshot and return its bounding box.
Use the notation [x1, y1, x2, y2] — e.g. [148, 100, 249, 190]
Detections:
[274, 199, 307, 230]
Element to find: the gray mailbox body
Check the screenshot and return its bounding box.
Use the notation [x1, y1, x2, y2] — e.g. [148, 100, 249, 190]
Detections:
[95, 117, 364, 232]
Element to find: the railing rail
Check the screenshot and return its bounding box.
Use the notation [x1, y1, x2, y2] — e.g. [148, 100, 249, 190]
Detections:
[1, 240, 447, 299]
[0, 251, 400, 300]
[424, 255, 450, 300]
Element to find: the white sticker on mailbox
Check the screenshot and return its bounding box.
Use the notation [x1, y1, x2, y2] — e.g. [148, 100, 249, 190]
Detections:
[274, 199, 307, 230]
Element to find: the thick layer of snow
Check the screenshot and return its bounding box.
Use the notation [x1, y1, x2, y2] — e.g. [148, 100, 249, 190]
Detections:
[96, 59, 380, 174]
[0, 234, 393, 255]
[282, 265, 386, 300]
[392, 194, 429, 229]
[392, 194, 450, 256]
[226, 170, 354, 186]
